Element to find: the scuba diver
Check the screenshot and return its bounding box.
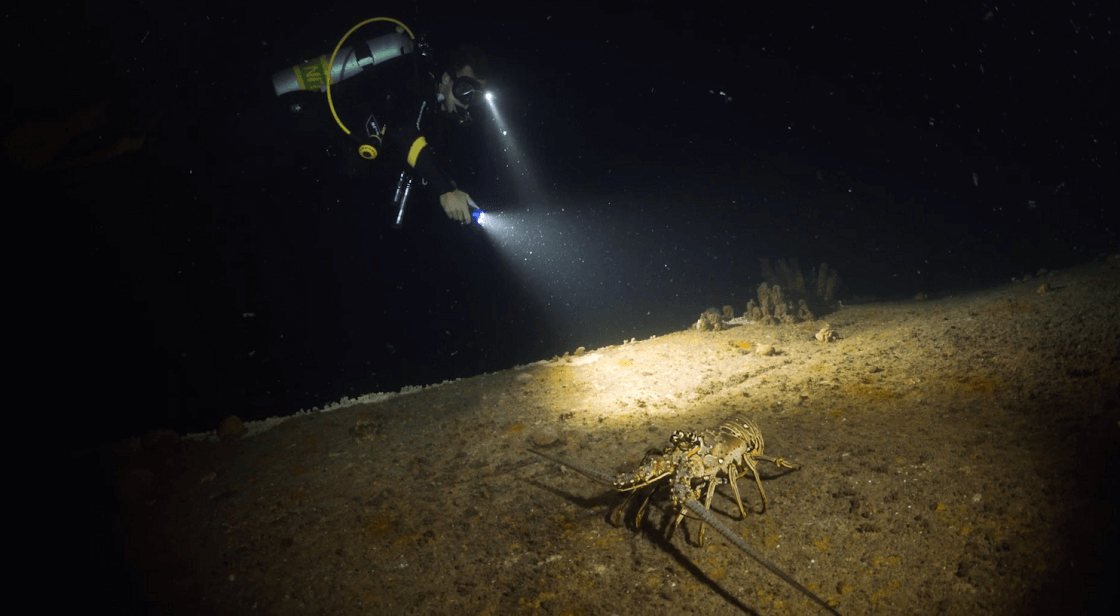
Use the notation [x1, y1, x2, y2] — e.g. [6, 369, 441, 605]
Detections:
[273, 18, 488, 226]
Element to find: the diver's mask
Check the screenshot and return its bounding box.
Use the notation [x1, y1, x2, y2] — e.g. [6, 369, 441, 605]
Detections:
[448, 75, 484, 126]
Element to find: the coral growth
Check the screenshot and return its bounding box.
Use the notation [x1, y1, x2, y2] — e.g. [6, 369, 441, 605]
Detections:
[693, 260, 840, 332]
[761, 258, 840, 303]
[747, 258, 841, 325]
[797, 299, 814, 321]
[745, 282, 797, 325]
[694, 307, 727, 331]
[814, 263, 840, 302]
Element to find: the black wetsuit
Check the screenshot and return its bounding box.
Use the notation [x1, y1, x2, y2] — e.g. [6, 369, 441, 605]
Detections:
[336, 51, 459, 201]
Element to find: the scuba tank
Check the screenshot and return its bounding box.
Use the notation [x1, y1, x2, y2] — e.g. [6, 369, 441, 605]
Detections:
[272, 30, 413, 97]
[273, 18, 417, 161]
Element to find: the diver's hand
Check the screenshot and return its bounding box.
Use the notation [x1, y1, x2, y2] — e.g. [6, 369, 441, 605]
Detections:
[439, 189, 474, 224]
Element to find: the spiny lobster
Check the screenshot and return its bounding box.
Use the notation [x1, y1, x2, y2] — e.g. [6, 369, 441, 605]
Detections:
[528, 413, 841, 615]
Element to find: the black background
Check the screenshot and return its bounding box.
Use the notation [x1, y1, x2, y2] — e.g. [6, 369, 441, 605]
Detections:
[4, 1, 1113, 450]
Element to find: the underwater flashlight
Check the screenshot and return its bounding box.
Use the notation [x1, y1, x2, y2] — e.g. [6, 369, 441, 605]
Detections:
[468, 199, 484, 226]
[392, 170, 414, 229]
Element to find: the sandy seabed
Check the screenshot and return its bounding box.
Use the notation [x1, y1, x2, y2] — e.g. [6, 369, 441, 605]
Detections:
[100, 258, 1119, 615]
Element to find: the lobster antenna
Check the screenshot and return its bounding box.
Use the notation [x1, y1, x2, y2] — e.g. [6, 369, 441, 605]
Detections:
[683, 499, 841, 615]
[528, 448, 618, 485]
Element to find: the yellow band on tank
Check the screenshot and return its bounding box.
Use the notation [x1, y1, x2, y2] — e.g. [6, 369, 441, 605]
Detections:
[407, 136, 427, 168]
[295, 55, 331, 92]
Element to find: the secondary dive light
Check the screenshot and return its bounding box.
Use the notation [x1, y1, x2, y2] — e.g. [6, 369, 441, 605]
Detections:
[392, 170, 413, 229]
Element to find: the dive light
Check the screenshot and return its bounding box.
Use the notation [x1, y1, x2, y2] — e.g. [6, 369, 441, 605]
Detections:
[392, 170, 414, 229]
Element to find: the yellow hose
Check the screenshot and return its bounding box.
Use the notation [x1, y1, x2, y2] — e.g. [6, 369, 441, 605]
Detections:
[326, 17, 416, 136]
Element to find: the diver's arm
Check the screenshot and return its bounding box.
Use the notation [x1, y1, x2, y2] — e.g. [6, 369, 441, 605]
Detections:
[387, 72, 475, 222]
[396, 131, 473, 223]
[402, 134, 456, 197]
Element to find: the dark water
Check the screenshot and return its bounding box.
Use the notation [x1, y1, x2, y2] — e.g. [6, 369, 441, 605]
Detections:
[8, 1, 1112, 449]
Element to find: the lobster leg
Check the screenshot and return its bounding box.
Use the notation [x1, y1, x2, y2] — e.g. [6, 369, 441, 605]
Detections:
[740, 456, 769, 513]
[734, 454, 803, 514]
[609, 488, 639, 528]
[633, 486, 659, 529]
[666, 506, 688, 543]
[696, 477, 721, 547]
[757, 454, 801, 471]
[726, 463, 750, 520]
[612, 484, 663, 530]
